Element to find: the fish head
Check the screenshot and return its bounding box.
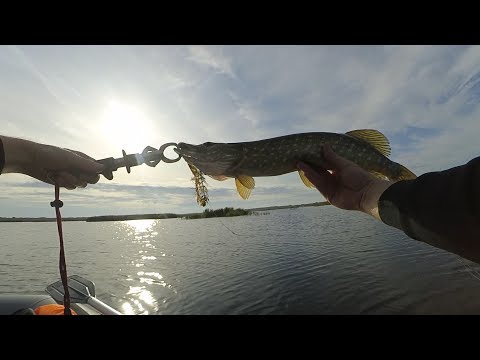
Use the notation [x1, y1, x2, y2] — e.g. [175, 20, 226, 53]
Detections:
[174, 142, 241, 176]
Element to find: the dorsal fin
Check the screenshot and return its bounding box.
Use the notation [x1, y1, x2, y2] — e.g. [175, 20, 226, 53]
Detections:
[345, 129, 391, 157]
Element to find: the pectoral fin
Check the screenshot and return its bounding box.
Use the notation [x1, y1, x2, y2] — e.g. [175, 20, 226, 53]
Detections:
[237, 175, 255, 189]
[369, 170, 389, 180]
[298, 170, 316, 188]
[235, 175, 255, 200]
[235, 178, 252, 199]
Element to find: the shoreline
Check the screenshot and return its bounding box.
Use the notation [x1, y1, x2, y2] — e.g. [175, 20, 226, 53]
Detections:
[0, 201, 330, 223]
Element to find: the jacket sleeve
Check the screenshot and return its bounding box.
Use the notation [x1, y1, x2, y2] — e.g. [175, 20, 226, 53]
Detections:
[378, 156, 480, 264]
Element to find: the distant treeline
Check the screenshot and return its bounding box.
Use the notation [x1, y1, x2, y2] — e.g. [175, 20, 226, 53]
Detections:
[0, 217, 86, 222]
[184, 207, 251, 219]
[0, 201, 330, 223]
[86, 213, 178, 222]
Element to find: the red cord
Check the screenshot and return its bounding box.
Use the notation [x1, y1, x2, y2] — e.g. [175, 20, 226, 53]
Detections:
[52, 185, 72, 315]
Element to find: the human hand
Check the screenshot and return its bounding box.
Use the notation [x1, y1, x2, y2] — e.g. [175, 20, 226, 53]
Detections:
[1, 136, 104, 190]
[297, 144, 394, 220]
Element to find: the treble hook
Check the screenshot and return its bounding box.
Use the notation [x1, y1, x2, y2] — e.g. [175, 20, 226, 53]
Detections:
[97, 142, 181, 180]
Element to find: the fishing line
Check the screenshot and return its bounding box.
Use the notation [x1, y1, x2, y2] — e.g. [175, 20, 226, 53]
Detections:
[214, 214, 243, 237]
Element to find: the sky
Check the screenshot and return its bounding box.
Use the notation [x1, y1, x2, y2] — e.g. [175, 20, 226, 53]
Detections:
[0, 45, 479, 217]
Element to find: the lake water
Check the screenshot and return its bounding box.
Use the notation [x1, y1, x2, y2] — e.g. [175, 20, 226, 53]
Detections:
[1, 206, 480, 314]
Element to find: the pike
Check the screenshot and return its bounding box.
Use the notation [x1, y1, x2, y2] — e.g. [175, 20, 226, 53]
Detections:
[174, 129, 417, 206]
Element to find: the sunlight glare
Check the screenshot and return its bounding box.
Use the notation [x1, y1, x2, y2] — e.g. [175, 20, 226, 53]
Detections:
[125, 219, 156, 234]
[100, 100, 154, 150]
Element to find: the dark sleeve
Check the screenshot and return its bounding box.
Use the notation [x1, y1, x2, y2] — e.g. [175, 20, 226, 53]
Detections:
[0, 137, 4, 174]
[378, 156, 480, 264]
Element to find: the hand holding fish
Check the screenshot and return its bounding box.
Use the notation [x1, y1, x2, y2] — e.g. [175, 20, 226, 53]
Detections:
[299, 144, 480, 265]
[297, 144, 395, 220]
[0, 135, 104, 189]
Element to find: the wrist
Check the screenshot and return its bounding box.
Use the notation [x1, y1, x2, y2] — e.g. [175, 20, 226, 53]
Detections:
[0, 136, 36, 174]
[360, 179, 395, 220]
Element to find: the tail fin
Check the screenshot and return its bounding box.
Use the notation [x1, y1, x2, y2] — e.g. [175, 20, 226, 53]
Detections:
[396, 164, 417, 180]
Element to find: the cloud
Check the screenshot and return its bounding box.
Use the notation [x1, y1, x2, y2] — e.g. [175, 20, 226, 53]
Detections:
[1, 45, 480, 216]
[187, 46, 235, 78]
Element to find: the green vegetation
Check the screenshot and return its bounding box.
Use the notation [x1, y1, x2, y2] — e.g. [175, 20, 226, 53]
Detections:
[85, 213, 178, 222]
[248, 201, 330, 211]
[0, 217, 87, 222]
[0, 201, 330, 223]
[184, 207, 251, 219]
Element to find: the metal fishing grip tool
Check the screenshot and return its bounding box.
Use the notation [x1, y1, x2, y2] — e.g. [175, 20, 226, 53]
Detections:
[97, 142, 181, 180]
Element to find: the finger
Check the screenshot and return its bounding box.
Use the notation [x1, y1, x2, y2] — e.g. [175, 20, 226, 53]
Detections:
[45, 172, 57, 186]
[77, 181, 88, 189]
[102, 172, 114, 181]
[79, 173, 101, 184]
[297, 161, 336, 200]
[52, 172, 80, 190]
[322, 144, 358, 171]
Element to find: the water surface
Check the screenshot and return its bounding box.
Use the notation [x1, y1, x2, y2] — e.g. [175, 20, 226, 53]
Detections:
[1, 206, 479, 314]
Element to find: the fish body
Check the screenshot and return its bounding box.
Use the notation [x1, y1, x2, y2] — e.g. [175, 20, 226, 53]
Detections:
[175, 130, 417, 204]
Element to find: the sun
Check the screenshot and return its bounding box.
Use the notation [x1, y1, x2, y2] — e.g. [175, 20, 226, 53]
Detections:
[100, 100, 154, 151]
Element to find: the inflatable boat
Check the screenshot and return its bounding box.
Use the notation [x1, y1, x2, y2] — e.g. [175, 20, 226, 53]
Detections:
[0, 275, 123, 315]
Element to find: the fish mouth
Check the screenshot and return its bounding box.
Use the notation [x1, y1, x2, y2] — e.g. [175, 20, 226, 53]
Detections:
[174, 141, 241, 175]
[174, 142, 220, 172]
[174, 142, 199, 160]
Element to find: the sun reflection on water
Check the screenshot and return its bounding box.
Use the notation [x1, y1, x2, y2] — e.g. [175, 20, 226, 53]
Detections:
[116, 219, 175, 314]
[126, 219, 157, 233]
[121, 285, 158, 315]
